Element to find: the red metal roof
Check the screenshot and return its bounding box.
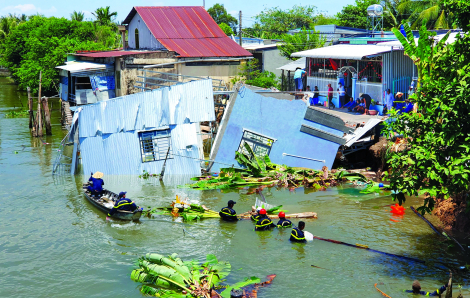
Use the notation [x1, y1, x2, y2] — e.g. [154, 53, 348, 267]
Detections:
[74, 50, 158, 58]
[123, 6, 252, 58]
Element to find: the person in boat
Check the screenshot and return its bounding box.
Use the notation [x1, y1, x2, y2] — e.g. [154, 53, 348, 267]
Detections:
[108, 192, 138, 216]
[219, 200, 238, 221]
[87, 171, 104, 197]
[290, 221, 307, 243]
[255, 209, 276, 231]
[276, 212, 292, 228]
[405, 280, 448, 296]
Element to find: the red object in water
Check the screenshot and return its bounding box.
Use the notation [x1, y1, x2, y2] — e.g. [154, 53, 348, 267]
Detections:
[390, 203, 405, 215]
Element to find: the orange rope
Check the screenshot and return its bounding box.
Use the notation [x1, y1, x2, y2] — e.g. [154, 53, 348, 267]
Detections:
[374, 283, 392, 298]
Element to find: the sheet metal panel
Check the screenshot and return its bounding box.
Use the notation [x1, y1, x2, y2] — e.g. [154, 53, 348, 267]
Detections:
[78, 79, 214, 138]
[344, 119, 383, 146]
[292, 44, 391, 60]
[159, 37, 251, 57]
[80, 123, 201, 175]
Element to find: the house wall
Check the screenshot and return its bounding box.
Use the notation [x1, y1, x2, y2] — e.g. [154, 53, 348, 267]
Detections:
[382, 50, 416, 94]
[261, 48, 290, 77]
[79, 123, 201, 175]
[177, 62, 245, 89]
[210, 87, 341, 172]
[127, 13, 165, 50]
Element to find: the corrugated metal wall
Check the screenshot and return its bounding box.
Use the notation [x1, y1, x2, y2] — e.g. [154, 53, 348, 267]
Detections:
[80, 123, 201, 175]
[78, 79, 215, 175]
[382, 50, 416, 94]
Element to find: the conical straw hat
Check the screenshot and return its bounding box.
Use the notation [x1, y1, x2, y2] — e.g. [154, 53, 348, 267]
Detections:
[92, 171, 104, 179]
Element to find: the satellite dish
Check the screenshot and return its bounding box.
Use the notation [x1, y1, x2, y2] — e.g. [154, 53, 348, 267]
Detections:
[367, 4, 383, 17]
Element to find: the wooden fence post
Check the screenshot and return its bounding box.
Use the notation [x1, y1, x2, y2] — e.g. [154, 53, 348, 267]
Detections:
[27, 87, 33, 129]
[36, 71, 43, 137]
[42, 97, 52, 135]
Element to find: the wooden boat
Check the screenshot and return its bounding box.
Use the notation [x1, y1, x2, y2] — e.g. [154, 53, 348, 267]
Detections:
[83, 187, 142, 221]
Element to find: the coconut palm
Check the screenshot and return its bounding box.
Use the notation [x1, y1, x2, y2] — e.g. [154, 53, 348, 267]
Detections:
[92, 6, 117, 26]
[0, 14, 25, 43]
[397, 0, 453, 29]
[71, 11, 84, 22]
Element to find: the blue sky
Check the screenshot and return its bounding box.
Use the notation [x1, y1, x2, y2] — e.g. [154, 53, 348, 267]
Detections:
[0, 0, 356, 27]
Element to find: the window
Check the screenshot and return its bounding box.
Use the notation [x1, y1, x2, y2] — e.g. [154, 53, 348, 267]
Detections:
[135, 28, 139, 49]
[139, 129, 173, 163]
[237, 130, 274, 159]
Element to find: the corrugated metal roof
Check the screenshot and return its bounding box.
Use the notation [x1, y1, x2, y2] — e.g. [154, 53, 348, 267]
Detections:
[291, 44, 391, 60]
[56, 61, 110, 73]
[123, 6, 252, 58]
[79, 79, 215, 138]
[73, 50, 159, 58]
[344, 119, 383, 146]
[277, 57, 306, 71]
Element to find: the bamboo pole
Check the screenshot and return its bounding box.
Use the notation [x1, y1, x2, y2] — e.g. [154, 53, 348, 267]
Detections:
[27, 87, 33, 129]
[42, 97, 52, 135]
[36, 71, 43, 137]
[445, 272, 452, 298]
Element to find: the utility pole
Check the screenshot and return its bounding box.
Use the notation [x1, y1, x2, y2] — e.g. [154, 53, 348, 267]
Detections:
[238, 11, 242, 46]
[203, 0, 205, 9]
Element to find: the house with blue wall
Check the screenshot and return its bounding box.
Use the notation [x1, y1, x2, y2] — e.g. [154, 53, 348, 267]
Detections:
[209, 87, 348, 172]
[70, 79, 215, 176]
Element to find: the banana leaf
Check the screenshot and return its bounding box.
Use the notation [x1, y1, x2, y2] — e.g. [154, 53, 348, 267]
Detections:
[145, 254, 192, 282]
[140, 285, 160, 296]
[220, 276, 261, 298]
[205, 254, 218, 266]
[210, 261, 231, 280]
[267, 205, 282, 213]
[131, 269, 151, 283]
[360, 183, 390, 194]
[243, 143, 266, 173]
[158, 290, 189, 298]
[142, 261, 188, 288]
[182, 213, 201, 221]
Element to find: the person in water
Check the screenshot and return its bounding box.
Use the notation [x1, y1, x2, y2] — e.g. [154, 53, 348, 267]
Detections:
[405, 280, 449, 296]
[87, 171, 104, 197]
[290, 221, 306, 243]
[251, 208, 261, 221]
[255, 209, 275, 231]
[108, 192, 138, 216]
[276, 212, 292, 228]
[219, 200, 238, 221]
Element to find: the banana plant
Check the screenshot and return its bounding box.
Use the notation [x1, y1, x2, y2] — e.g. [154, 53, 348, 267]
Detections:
[131, 253, 262, 297]
[392, 20, 451, 89]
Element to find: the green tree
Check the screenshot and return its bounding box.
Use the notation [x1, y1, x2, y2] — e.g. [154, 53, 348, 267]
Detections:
[383, 4, 470, 214]
[92, 6, 117, 26]
[233, 59, 279, 89]
[253, 5, 317, 35]
[218, 23, 233, 36]
[71, 11, 85, 22]
[0, 14, 27, 52]
[1, 16, 114, 93]
[278, 29, 326, 60]
[314, 14, 339, 26]
[207, 4, 238, 33]
[397, 0, 453, 29]
[336, 0, 380, 29]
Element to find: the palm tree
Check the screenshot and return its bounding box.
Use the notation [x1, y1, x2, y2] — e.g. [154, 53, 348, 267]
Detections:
[92, 6, 117, 26]
[397, 0, 453, 29]
[71, 11, 85, 22]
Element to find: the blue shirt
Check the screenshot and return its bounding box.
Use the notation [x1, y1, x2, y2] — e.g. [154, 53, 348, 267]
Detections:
[290, 227, 306, 242]
[88, 176, 104, 192]
[255, 215, 275, 231]
[219, 207, 237, 221]
[293, 69, 306, 79]
[109, 197, 137, 215]
[277, 218, 292, 228]
[344, 101, 356, 108]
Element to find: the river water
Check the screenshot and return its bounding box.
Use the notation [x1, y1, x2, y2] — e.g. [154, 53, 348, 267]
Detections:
[1, 76, 469, 298]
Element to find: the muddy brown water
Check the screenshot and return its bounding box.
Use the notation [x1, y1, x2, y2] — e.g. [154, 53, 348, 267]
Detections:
[1, 77, 469, 297]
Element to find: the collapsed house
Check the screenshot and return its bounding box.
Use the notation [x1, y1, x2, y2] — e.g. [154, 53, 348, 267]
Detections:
[68, 79, 215, 176]
[209, 87, 349, 172]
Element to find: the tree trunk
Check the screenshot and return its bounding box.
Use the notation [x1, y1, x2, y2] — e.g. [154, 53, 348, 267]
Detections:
[27, 87, 33, 129]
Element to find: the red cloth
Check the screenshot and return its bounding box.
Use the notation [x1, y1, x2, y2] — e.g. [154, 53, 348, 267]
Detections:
[329, 58, 338, 70]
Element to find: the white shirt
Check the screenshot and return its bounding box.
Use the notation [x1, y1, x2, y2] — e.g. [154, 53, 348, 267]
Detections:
[338, 86, 345, 96]
[385, 92, 394, 108]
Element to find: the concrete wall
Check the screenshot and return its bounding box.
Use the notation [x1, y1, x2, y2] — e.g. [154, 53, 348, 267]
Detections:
[261, 48, 290, 77]
[127, 13, 165, 50]
[177, 62, 244, 89]
[210, 87, 341, 172]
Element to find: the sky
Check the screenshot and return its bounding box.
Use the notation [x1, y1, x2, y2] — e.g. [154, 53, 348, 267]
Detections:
[0, 0, 356, 27]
